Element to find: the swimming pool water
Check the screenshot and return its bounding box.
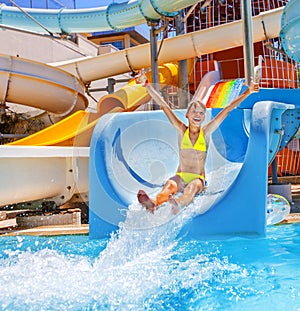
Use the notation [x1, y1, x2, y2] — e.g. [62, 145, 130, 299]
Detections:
[0, 222, 299, 310]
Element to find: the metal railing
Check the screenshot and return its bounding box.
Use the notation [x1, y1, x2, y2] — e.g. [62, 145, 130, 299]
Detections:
[276, 139, 300, 176]
[185, 0, 289, 32]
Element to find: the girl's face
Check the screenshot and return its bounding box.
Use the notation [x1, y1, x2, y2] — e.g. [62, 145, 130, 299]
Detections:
[186, 102, 206, 127]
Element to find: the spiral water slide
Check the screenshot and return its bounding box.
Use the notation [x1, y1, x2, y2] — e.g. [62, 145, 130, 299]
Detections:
[0, 54, 88, 116]
[0, 1, 285, 208]
[5, 3, 284, 146]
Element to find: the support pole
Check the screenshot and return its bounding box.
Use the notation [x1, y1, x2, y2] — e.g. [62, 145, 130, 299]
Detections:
[176, 11, 189, 108]
[271, 157, 279, 184]
[241, 0, 254, 86]
[150, 23, 160, 110]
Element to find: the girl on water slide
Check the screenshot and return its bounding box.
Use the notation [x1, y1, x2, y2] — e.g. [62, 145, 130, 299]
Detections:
[135, 70, 259, 214]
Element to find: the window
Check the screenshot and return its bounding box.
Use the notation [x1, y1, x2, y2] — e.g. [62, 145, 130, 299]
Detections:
[102, 40, 124, 50]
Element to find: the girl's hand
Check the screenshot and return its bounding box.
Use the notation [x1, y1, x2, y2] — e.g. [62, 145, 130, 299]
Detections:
[247, 77, 259, 93]
[249, 80, 259, 93]
[135, 69, 148, 87]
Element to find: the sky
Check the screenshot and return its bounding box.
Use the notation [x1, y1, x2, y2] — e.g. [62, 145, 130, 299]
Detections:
[1, 0, 127, 9]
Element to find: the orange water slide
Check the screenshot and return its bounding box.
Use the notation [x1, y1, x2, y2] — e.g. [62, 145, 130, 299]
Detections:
[9, 63, 179, 147]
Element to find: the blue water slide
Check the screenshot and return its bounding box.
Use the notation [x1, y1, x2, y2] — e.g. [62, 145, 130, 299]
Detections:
[89, 89, 300, 239]
[0, 0, 200, 33]
[280, 0, 300, 62]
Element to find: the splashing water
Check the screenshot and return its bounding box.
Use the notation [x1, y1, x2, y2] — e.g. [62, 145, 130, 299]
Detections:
[1, 223, 300, 310]
[0, 234, 250, 311]
[0, 161, 300, 310]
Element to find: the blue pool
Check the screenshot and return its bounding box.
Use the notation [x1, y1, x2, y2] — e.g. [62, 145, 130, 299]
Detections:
[0, 221, 299, 310]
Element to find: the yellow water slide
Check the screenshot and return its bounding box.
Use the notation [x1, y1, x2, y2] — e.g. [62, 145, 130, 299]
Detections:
[9, 63, 179, 146]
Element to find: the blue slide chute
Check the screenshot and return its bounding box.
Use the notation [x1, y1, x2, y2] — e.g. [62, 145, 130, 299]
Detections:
[89, 89, 300, 239]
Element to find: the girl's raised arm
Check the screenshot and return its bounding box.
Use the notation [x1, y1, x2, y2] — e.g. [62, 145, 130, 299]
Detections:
[136, 70, 185, 131]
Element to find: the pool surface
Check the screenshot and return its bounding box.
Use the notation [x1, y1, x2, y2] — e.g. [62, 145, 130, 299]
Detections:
[0, 221, 299, 310]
